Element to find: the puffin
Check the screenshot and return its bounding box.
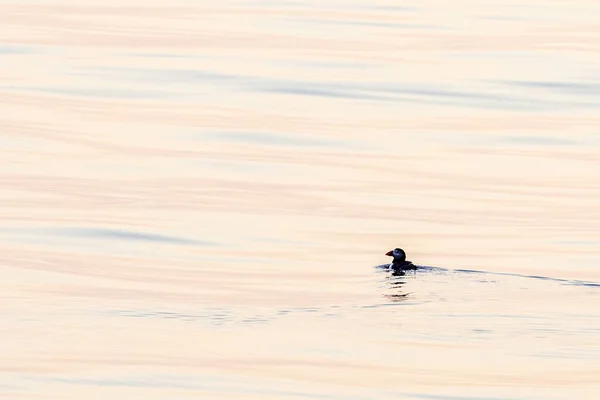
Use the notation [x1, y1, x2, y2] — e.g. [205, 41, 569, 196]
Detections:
[385, 248, 417, 274]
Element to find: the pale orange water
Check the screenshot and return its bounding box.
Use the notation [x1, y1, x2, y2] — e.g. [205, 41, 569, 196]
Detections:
[1, 1, 599, 399]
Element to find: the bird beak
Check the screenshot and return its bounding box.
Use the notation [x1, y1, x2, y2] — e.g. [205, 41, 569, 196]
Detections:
[385, 250, 393, 256]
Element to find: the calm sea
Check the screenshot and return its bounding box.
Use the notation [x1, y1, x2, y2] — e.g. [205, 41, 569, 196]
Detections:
[1, 1, 599, 399]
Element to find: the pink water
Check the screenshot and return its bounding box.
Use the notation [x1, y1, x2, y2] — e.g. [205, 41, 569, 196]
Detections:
[1, 1, 599, 399]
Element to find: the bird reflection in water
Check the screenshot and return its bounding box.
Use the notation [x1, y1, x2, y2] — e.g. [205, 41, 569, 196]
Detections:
[383, 273, 410, 302]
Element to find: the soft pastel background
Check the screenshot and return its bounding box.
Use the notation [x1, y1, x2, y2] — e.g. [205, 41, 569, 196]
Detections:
[1, 1, 599, 399]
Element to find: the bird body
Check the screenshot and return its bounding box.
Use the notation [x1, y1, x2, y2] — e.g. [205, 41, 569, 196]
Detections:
[385, 248, 417, 274]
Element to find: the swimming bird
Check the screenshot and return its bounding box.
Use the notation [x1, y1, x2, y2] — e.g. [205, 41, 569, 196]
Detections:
[385, 248, 417, 274]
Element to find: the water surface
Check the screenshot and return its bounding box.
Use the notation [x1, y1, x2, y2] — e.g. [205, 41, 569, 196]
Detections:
[1, 1, 599, 399]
